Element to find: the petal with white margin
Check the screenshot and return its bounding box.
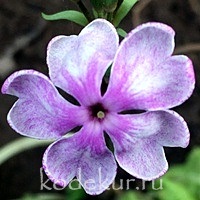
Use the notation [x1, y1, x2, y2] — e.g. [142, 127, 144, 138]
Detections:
[43, 122, 117, 195]
[103, 23, 195, 111]
[47, 19, 119, 106]
[114, 136, 168, 181]
[1, 70, 88, 139]
[103, 110, 190, 180]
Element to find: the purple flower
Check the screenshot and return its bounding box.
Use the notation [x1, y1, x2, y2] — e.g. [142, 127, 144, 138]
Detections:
[1, 19, 195, 194]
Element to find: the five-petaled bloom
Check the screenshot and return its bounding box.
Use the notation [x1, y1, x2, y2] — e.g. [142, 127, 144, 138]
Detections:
[2, 19, 195, 195]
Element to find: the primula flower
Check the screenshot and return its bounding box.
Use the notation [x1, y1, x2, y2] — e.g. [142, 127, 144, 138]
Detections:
[2, 19, 195, 194]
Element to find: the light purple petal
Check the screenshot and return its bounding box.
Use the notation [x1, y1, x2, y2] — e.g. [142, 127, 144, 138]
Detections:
[104, 110, 190, 148]
[154, 110, 190, 147]
[47, 19, 119, 106]
[103, 110, 190, 180]
[43, 122, 117, 195]
[103, 23, 195, 111]
[1, 70, 88, 139]
[114, 136, 168, 181]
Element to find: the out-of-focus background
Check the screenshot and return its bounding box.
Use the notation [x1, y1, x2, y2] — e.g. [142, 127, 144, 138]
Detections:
[0, 0, 200, 199]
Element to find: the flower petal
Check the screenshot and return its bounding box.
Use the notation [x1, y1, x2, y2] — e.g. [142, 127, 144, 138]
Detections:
[47, 19, 119, 106]
[1, 70, 87, 139]
[103, 110, 190, 180]
[155, 110, 190, 147]
[104, 110, 190, 148]
[103, 23, 195, 111]
[114, 136, 168, 181]
[43, 122, 117, 195]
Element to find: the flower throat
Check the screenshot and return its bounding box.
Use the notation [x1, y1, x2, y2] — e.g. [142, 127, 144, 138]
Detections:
[90, 103, 107, 120]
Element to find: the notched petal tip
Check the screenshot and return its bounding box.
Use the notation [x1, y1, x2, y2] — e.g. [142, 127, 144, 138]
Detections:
[1, 70, 50, 96]
[79, 18, 119, 63]
[1, 70, 27, 94]
[124, 22, 175, 57]
[162, 110, 190, 148]
[47, 19, 119, 105]
[3, 69, 83, 140]
[80, 18, 119, 45]
[1, 77, 9, 94]
[1, 71, 21, 94]
[104, 21, 178, 111]
[129, 22, 175, 38]
[185, 56, 196, 98]
[42, 141, 72, 188]
[46, 35, 77, 66]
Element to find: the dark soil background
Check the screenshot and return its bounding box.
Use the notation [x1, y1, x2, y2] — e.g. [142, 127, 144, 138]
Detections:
[0, 0, 200, 199]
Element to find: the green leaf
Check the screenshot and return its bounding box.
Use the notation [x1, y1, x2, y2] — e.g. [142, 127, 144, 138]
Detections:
[92, 8, 98, 18]
[117, 28, 127, 37]
[42, 10, 89, 26]
[166, 148, 200, 191]
[185, 148, 200, 173]
[152, 148, 200, 200]
[21, 193, 65, 200]
[0, 138, 52, 165]
[113, 0, 138, 27]
[65, 180, 87, 200]
[158, 178, 196, 200]
[117, 190, 140, 200]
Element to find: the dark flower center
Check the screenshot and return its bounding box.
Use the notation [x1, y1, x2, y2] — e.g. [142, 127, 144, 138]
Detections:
[89, 103, 107, 120]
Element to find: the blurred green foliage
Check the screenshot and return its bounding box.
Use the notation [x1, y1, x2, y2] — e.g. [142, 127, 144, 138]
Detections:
[154, 147, 200, 200]
[20, 193, 65, 200]
[64, 180, 87, 200]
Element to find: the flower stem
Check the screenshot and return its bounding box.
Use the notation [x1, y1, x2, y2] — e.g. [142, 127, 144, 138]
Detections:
[107, 12, 114, 22]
